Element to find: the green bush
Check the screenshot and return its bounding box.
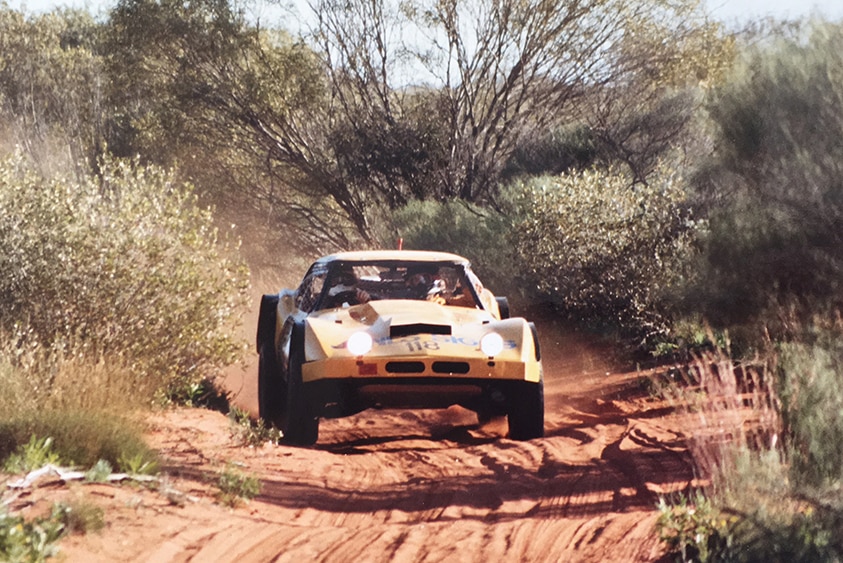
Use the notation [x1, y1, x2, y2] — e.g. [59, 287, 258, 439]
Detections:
[511, 165, 698, 340]
[777, 333, 843, 486]
[0, 153, 249, 397]
[0, 504, 65, 563]
[690, 21, 843, 333]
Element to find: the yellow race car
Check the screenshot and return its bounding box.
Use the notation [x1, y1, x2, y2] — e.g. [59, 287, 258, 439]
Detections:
[256, 250, 543, 445]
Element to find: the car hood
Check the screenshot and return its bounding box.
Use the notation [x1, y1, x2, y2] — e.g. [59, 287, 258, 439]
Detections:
[303, 299, 530, 362]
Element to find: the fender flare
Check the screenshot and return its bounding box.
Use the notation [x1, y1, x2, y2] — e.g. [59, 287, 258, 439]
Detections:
[495, 296, 511, 320]
[528, 321, 541, 362]
[256, 294, 280, 354]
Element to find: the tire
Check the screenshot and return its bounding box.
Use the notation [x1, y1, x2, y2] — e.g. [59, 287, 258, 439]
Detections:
[507, 379, 544, 440]
[258, 340, 285, 428]
[282, 325, 319, 446]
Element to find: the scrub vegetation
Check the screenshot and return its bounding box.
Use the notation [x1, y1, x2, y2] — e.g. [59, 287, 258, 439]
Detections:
[0, 0, 842, 560]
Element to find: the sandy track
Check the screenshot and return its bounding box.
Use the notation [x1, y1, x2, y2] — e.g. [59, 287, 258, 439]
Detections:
[16, 323, 694, 562]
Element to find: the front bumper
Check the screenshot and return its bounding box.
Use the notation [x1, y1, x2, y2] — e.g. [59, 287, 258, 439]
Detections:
[301, 355, 542, 384]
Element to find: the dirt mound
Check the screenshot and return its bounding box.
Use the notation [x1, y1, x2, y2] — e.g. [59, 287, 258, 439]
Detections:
[8, 325, 695, 562]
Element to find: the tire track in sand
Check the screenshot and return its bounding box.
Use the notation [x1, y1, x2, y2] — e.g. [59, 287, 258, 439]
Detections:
[55, 323, 693, 562]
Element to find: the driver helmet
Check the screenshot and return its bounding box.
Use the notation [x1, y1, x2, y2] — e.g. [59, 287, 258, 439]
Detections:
[328, 265, 358, 296]
[405, 264, 437, 287]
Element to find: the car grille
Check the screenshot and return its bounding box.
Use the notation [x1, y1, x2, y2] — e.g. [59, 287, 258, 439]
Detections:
[432, 361, 470, 374]
[384, 360, 471, 375]
[385, 361, 425, 373]
[390, 323, 451, 338]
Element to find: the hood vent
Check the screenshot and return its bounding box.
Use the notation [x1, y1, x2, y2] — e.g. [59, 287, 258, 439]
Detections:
[390, 323, 451, 338]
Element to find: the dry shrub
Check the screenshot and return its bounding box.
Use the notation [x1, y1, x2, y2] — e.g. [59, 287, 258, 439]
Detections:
[0, 152, 249, 398]
[673, 350, 782, 489]
[513, 164, 698, 341]
[659, 329, 843, 561]
[0, 332, 154, 415]
[0, 334, 157, 470]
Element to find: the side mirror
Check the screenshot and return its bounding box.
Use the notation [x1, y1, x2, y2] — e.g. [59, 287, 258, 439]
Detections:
[280, 289, 295, 313]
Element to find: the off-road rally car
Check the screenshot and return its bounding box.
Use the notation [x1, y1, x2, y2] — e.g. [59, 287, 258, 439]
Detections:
[256, 250, 544, 445]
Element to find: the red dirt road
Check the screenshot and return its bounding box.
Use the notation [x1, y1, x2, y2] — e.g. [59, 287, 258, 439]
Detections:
[11, 322, 695, 562]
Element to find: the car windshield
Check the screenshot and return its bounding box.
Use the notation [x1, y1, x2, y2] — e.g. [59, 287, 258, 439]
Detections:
[317, 261, 479, 310]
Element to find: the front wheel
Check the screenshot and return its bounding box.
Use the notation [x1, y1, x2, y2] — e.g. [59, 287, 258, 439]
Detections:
[282, 332, 319, 446]
[507, 380, 544, 440]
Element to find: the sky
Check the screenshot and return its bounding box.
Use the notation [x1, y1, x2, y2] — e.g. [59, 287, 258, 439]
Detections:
[9, 0, 843, 24]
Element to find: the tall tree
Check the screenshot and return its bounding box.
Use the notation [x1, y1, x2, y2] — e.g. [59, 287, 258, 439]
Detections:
[311, 0, 732, 203]
[105, 0, 731, 249]
[0, 7, 105, 178]
[106, 0, 358, 253]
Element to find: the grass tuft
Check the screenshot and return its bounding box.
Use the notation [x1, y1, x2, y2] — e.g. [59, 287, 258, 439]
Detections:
[0, 410, 157, 473]
[56, 500, 105, 535]
[216, 464, 261, 508]
[228, 407, 282, 446]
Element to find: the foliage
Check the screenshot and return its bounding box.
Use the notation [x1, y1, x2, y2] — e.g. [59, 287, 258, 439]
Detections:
[0, 153, 249, 397]
[689, 21, 843, 334]
[776, 328, 843, 486]
[581, 0, 735, 185]
[0, 411, 157, 472]
[0, 6, 106, 176]
[503, 125, 601, 180]
[386, 198, 525, 300]
[0, 0, 734, 254]
[0, 504, 65, 563]
[216, 464, 261, 507]
[228, 407, 282, 447]
[657, 334, 843, 562]
[512, 165, 698, 340]
[656, 491, 733, 562]
[3, 436, 62, 474]
[102, 0, 732, 248]
[104, 0, 353, 253]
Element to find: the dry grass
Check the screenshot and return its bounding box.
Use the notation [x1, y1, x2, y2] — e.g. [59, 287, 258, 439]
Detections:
[672, 351, 782, 490]
[0, 333, 158, 472]
[657, 336, 843, 561]
[0, 336, 156, 416]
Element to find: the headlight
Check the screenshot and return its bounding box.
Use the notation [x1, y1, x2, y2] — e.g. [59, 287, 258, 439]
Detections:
[480, 332, 504, 357]
[347, 331, 374, 356]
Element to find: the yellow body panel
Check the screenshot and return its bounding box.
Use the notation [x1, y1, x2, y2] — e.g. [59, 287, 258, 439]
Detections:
[298, 300, 542, 384]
